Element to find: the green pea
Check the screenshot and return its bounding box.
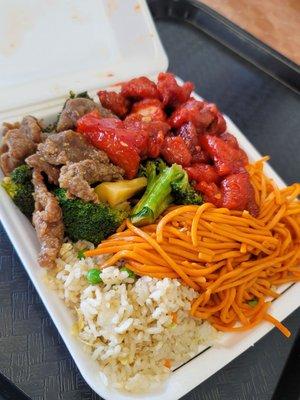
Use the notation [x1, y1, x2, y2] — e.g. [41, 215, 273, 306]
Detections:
[120, 267, 136, 279]
[87, 269, 102, 284]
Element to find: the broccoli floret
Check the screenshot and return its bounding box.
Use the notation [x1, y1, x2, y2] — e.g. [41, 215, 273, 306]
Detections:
[131, 160, 202, 226]
[138, 158, 167, 179]
[43, 123, 56, 133]
[54, 188, 128, 245]
[10, 164, 32, 184]
[1, 165, 34, 219]
[69, 90, 92, 100]
[171, 170, 203, 205]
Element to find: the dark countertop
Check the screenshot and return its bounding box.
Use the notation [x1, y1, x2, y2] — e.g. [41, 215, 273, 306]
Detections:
[0, 18, 299, 400]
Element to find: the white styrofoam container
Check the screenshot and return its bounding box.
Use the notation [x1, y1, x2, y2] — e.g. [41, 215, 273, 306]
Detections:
[0, 1, 299, 399]
[0, 0, 168, 119]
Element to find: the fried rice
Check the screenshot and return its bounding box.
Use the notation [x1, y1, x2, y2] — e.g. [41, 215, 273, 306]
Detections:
[47, 241, 218, 392]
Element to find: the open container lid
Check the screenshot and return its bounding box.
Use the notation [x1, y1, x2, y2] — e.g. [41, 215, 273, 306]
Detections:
[0, 0, 168, 117]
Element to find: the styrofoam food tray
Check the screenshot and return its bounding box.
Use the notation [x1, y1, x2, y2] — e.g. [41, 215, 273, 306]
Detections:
[0, 82, 299, 400]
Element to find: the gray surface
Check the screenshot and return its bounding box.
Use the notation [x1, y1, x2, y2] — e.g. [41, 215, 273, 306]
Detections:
[0, 18, 300, 400]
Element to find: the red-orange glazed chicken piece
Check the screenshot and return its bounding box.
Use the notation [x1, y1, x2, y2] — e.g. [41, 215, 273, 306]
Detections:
[98, 90, 130, 118]
[121, 76, 160, 100]
[157, 72, 194, 107]
[130, 98, 166, 122]
[199, 134, 248, 176]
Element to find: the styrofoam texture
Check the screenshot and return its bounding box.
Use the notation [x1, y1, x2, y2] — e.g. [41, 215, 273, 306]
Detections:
[0, 0, 168, 116]
[0, 83, 299, 400]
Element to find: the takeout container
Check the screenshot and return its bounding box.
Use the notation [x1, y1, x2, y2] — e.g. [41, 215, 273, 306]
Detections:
[0, 1, 299, 399]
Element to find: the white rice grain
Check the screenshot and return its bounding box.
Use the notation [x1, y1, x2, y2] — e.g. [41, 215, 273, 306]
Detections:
[48, 241, 219, 393]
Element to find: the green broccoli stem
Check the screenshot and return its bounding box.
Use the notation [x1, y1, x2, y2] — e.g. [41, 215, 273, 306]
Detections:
[131, 165, 183, 226]
[156, 193, 173, 216]
[133, 164, 158, 215]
